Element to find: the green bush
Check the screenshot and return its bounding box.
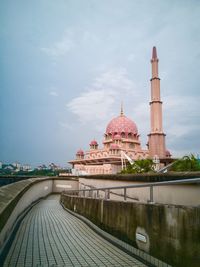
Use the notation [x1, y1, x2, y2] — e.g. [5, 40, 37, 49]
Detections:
[121, 159, 154, 174]
[171, 154, 200, 172]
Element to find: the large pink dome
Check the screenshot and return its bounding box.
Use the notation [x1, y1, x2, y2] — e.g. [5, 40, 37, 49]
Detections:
[106, 114, 138, 135]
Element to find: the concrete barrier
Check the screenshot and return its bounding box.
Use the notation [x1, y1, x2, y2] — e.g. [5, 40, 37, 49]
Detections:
[79, 177, 200, 205]
[61, 193, 200, 267]
[0, 177, 78, 252]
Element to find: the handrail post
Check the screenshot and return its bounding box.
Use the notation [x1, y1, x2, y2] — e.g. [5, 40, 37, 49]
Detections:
[105, 189, 110, 200]
[89, 190, 93, 198]
[150, 186, 154, 203]
[107, 189, 110, 200]
[83, 186, 86, 197]
[124, 188, 127, 201]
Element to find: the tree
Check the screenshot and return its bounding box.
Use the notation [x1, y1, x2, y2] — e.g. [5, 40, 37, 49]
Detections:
[121, 159, 154, 174]
[171, 154, 200, 172]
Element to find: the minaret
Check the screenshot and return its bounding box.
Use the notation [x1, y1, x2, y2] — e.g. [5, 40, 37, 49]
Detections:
[148, 47, 166, 158]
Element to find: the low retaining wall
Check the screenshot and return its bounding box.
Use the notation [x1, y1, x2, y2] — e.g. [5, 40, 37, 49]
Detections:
[61, 194, 200, 267]
[80, 172, 200, 182]
[79, 177, 200, 205]
[0, 177, 78, 251]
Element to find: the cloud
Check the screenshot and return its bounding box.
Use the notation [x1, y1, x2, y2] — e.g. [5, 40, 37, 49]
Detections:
[66, 68, 136, 131]
[162, 95, 200, 156]
[66, 68, 200, 157]
[169, 128, 200, 157]
[41, 31, 74, 57]
[127, 53, 136, 62]
[49, 91, 58, 96]
[133, 101, 149, 131]
[59, 121, 73, 130]
[164, 95, 200, 135]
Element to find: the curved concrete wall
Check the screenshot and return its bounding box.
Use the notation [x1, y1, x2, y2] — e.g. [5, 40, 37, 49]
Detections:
[0, 177, 78, 251]
[53, 179, 78, 192]
[61, 193, 200, 267]
[0, 180, 52, 250]
[79, 178, 200, 205]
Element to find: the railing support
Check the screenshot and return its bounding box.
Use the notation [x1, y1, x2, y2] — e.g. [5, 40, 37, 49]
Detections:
[105, 189, 110, 200]
[124, 188, 127, 201]
[108, 189, 110, 199]
[150, 186, 153, 203]
[63, 177, 200, 204]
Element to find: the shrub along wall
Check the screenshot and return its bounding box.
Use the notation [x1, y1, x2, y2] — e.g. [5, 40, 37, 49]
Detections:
[61, 194, 200, 267]
[80, 172, 200, 182]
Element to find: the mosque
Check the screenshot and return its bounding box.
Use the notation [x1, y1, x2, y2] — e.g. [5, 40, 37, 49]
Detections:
[69, 47, 172, 175]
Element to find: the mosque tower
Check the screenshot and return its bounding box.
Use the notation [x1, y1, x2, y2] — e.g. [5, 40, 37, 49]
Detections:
[148, 47, 166, 158]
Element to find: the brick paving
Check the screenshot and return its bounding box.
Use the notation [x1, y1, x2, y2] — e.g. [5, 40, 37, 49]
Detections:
[3, 195, 147, 267]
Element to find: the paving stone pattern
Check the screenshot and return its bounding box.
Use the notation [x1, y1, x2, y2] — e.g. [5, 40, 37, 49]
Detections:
[4, 195, 146, 267]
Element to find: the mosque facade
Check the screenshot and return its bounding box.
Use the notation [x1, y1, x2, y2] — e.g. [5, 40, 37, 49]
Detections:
[69, 47, 171, 175]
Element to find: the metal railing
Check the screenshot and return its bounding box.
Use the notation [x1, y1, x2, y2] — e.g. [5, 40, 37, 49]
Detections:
[63, 177, 200, 203]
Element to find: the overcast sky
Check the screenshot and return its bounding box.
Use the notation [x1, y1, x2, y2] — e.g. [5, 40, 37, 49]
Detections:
[1, 0, 200, 167]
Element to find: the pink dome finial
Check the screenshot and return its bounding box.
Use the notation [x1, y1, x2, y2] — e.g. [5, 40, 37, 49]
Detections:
[152, 46, 157, 59]
[120, 101, 124, 116]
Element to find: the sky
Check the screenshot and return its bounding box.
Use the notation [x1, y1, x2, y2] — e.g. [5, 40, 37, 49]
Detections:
[1, 0, 200, 167]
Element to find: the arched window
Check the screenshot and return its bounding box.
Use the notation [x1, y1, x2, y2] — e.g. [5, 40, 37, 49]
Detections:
[128, 133, 132, 139]
[129, 143, 135, 149]
[121, 132, 125, 138]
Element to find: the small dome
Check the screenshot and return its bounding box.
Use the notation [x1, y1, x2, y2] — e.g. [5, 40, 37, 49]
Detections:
[76, 149, 84, 156]
[166, 150, 171, 157]
[113, 134, 121, 140]
[106, 114, 138, 136]
[90, 140, 98, 146]
[110, 144, 120, 150]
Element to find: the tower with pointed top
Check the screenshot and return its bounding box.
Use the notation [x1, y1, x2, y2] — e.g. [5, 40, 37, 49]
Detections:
[148, 47, 166, 158]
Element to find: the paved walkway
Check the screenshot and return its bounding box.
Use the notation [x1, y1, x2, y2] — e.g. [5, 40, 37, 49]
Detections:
[4, 195, 146, 267]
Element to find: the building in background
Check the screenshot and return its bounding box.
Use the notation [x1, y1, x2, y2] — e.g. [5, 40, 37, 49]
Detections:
[69, 47, 172, 175]
[21, 164, 32, 172]
[12, 162, 21, 171]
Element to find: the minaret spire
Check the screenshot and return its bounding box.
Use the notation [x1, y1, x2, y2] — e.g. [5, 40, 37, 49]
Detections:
[151, 46, 159, 79]
[148, 47, 166, 159]
[152, 46, 157, 59]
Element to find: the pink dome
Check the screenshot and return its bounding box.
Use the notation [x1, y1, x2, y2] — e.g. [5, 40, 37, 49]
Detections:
[166, 150, 171, 157]
[110, 144, 120, 150]
[106, 114, 138, 135]
[76, 149, 84, 156]
[90, 140, 98, 146]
